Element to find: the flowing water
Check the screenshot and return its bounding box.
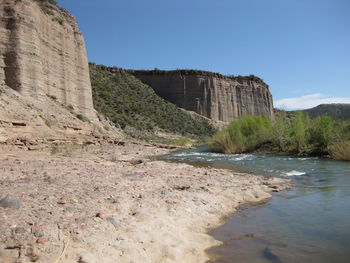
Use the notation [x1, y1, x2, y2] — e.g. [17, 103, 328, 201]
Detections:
[160, 147, 350, 263]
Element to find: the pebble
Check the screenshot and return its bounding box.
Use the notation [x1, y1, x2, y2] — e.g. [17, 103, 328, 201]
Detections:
[0, 195, 21, 209]
[57, 199, 68, 205]
[13, 227, 26, 234]
[96, 212, 107, 219]
[34, 231, 44, 238]
[36, 237, 48, 244]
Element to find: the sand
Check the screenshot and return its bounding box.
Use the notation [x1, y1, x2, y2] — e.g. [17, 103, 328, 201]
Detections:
[0, 143, 290, 263]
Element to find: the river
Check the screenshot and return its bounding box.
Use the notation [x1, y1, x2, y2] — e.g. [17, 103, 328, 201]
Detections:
[160, 147, 350, 263]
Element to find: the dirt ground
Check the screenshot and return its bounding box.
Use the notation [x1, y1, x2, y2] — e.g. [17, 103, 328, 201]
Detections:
[0, 143, 290, 263]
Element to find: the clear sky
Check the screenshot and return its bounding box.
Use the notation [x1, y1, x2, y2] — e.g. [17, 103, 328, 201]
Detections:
[57, 0, 350, 109]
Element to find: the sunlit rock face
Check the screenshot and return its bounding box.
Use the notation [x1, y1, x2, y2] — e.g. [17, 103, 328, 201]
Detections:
[131, 70, 274, 122]
[0, 0, 96, 120]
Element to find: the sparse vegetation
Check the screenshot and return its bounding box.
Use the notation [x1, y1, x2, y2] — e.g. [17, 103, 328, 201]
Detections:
[66, 104, 74, 112]
[44, 119, 54, 127]
[210, 112, 350, 160]
[76, 114, 89, 123]
[34, 0, 57, 15]
[127, 69, 267, 86]
[172, 137, 192, 146]
[46, 94, 57, 100]
[90, 64, 215, 139]
[53, 17, 64, 25]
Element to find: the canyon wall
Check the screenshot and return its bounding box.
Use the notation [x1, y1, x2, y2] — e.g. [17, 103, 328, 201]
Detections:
[0, 0, 95, 120]
[131, 70, 274, 122]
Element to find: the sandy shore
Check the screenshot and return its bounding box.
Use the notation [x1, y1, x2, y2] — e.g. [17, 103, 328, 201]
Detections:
[0, 143, 290, 263]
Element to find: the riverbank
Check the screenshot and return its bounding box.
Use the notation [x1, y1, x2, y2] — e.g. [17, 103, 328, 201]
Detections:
[0, 143, 290, 263]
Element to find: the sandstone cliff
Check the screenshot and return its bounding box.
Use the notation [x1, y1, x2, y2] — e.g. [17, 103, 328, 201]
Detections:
[130, 70, 274, 122]
[0, 0, 95, 120]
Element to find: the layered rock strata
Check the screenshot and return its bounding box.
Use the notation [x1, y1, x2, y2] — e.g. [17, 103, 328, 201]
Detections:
[130, 70, 274, 122]
[0, 0, 95, 120]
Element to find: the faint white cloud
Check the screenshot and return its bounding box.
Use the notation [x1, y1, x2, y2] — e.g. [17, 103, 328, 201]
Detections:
[274, 94, 350, 110]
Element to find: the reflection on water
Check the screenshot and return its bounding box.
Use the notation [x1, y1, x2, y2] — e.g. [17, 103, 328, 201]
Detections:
[160, 147, 350, 263]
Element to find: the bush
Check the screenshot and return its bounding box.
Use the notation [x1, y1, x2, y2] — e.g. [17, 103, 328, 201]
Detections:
[210, 112, 350, 160]
[210, 116, 271, 154]
[46, 94, 57, 100]
[329, 141, 350, 161]
[288, 111, 310, 154]
[76, 114, 89, 122]
[309, 116, 334, 154]
[172, 137, 192, 146]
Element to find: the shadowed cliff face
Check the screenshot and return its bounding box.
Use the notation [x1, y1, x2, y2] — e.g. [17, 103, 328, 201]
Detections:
[0, 0, 96, 120]
[131, 71, 274, 122]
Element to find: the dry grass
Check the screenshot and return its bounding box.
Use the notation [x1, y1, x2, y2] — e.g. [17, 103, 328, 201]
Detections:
[210, 132, 245, 154]
[329, 141, 350, 161]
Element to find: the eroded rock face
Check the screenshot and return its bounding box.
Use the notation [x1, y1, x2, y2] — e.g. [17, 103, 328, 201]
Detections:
[131, 70, 275, 122]
[0, 0, 95, 120]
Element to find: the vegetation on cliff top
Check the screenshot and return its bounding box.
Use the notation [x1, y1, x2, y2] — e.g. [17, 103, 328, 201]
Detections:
[210, 113, 350, 161]
[34, 0, 67, 25]
[90, 64, 215, 139]
[99, 66, 267, 87]
[34, 0, 58, 12]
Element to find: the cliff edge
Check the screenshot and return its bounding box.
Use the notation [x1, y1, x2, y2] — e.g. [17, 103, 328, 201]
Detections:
[0, 0, 122, 144]
[0, 0, 95, 120]
[130, 70, 275, 122]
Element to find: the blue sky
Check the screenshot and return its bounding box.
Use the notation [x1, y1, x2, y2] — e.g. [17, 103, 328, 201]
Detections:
[58, 0, 350, 109]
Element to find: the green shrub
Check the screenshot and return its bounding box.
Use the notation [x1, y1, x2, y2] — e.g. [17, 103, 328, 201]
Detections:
[309, 116, 334, 154]
[66, 104, 74, 112]
[46, 94, 57, 100]
[210, 116, 271, 154]
[210, 112, 349, 160]
[172, 137, 192, 146]
[45, 119, 54, 127]
[329, 141, 350, 161]
[288, 111, 310, 154]
[76, 114, 89, 122]
[271, 112, 290, 152]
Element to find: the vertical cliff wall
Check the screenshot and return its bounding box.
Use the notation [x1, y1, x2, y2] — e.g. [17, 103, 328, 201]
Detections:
[0, 0, 95, 120]
[131, 70, 274, 122]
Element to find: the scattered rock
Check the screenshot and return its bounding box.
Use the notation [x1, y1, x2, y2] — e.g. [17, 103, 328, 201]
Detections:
[0, 195, 21, 209]
[173, 186, 191, 191]
[96, 212, 107, 219]
[34, 231, 44, 238]
[57, 199, 68, 205]
[78, 254, 98, 263]
[43, 176, 54, 184]
[36, 237, 48, 244]
[13, 227, 26, 234]
[129, 159, 143, 165]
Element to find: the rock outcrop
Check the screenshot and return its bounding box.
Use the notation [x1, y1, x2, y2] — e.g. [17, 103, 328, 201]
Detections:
[130, 70, 274, 122]
[0, 0, 95, 120]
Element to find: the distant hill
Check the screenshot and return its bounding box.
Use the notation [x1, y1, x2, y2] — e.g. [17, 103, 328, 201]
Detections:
[301, 104, 350, 120]
[90, 64, 215, 139]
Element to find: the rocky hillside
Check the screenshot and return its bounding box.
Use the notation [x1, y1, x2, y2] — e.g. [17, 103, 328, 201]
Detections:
[0, 0, 95, 120]
[130, 69, 274, 122]
[302, 104, 350, 120]
[90, 64, 215, 139]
